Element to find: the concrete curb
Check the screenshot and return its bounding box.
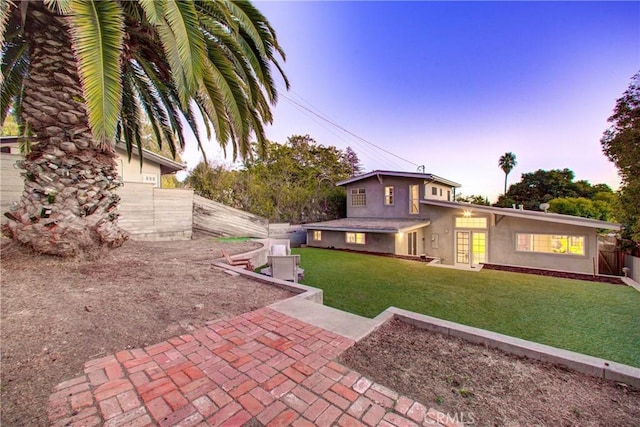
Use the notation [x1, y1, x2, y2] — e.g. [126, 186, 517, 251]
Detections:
[622, 276, 640, 293]
[212, 261, 323, 304]
[384, 307, 640, 389]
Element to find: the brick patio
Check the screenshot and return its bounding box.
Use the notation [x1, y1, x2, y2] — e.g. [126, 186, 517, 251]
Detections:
[48, 307, 460, 427]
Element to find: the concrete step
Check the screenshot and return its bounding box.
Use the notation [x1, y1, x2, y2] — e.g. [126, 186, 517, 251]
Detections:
[268, 298, 379, 341]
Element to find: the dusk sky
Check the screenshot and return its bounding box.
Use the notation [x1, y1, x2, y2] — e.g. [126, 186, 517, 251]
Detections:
[181, 1, 640, 202]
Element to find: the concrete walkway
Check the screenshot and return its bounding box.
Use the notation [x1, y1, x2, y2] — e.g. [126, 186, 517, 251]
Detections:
[48, 306, 458, 427]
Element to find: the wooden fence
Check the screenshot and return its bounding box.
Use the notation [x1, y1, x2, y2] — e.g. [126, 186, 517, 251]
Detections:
[624, 255, 640, 283]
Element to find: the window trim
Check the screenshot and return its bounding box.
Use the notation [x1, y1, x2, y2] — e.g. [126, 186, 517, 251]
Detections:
[351, 188, 366, 207]
[409, 184, 419, 215]
[515, 233, 586, 256]
[345, 232, 366, 245]
[384, 186, 394, 206]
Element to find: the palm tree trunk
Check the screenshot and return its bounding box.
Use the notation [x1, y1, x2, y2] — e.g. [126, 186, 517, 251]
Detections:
[504, 173, 508, 195]
[2, 4, 128, 256]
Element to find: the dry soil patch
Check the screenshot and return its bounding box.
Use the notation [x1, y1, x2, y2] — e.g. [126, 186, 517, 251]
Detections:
[339, 319, 640, 426]
[0, 235, 294, 426]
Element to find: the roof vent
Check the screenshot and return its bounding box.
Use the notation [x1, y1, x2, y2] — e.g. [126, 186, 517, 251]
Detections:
[519, 204, 524, 211]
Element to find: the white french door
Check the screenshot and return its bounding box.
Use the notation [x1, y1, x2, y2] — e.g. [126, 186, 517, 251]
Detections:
[456, 231, 486, 266]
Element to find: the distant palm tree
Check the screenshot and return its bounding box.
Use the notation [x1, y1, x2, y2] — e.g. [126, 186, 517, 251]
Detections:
[499, 152, 517, 194]
[1, 0, 288, 256]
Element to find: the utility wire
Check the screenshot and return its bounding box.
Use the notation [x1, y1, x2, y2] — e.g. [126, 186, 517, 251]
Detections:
[276, 89, 420, 169]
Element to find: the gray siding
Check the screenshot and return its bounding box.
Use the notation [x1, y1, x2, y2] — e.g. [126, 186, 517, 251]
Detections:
[345, 176, 429, 219]
[306, 230, 395, 254]
[421, 204, 599, 274]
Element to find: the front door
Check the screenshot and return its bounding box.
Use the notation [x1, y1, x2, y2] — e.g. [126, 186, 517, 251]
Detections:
[456, 231, 486, 266]
[408, 231, 418, 256]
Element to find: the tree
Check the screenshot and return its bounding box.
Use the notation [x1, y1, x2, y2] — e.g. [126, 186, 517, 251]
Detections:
[494, 168, 612, 211]
[547, 196, 615, 222]
[343, 146, 363, 177]
[185, 135, 359, 223]
[1, 1, 287, 256]
[498, 152, 517, 195]
[601, 71, 640, 243]
[456, 194, 490, 206]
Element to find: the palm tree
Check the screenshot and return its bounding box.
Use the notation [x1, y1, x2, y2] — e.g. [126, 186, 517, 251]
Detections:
[499, 152, 517, 195]
[1, 0, 288, 256]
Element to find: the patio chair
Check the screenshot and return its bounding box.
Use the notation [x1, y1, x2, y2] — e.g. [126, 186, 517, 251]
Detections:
[220, 249, 254, 271]
[268, 255, 301, 283]
[269, 241, 291, 256]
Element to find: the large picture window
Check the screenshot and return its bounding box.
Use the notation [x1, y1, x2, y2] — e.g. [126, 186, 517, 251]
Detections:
[351, 188, 366, 206]
[346, 232, 366, 244]
[516, 234, 585, 256]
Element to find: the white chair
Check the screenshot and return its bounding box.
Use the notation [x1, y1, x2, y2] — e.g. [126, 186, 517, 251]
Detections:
[269, 242, 291, 256]
[268, 255, 301, 283]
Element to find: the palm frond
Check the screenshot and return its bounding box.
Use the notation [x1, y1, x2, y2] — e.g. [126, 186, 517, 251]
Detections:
[162, 0, 206, 97]
[1, 36, 28, 124]
[68, 0, 124, 147]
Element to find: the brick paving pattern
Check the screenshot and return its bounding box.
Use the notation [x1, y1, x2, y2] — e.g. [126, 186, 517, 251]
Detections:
[48, 307, 460, 426]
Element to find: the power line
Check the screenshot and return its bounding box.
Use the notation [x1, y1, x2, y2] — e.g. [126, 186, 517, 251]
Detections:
[276, 89, 420, 169]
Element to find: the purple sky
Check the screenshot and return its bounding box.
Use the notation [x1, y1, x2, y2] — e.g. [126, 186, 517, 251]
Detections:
[181, 1, 640, 202]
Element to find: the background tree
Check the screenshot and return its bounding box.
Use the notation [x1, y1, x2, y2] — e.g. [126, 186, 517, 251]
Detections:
[494, 168, 614, 215]
[1, 0, 287, 256]
[456, 194, 491, 206]
[498, 152, 517, 194]
[343, 146, 364, 177]
[601, 71, 640, 244]
[186, 135, 360, 223]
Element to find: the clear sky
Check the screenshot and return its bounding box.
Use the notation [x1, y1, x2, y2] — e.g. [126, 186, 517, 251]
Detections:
[181, 0, 640, 202]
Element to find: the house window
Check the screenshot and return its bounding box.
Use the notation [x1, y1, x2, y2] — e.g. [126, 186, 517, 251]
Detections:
[440, 188, 443, 196]
[346, 232, 365, 244]
[409, 185, 419, 214]
[313, 230, 322, 241]
[516, 234, 585, 256]
[431, 187, 438, 196]
[351, 188, 366, 206]
[384, 186, 394, 205]
[447, 190, 451, 201]
[455, 217, 487, 228]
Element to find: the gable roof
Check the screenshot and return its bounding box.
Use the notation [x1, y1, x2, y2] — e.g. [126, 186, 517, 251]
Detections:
[302, 218, 431, 233]
[421, 199, 621, 230]
[337, 170, 461, 188]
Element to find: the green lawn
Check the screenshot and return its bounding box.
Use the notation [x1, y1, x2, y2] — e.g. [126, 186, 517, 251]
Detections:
[292, 248, 640, 367]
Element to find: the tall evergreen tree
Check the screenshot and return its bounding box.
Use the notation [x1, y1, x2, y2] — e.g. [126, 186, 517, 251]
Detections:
[1, 0, 288, 256]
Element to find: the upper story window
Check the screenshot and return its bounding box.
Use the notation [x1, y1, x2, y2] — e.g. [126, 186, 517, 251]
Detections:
[351, 188, 366, 206]
[439, 188, 443, 196]
[447, 190, 451, 201]
[409, 184, 419, 214]
[455, 217, 487, 228]
[431, 187, 438, 196]
[384, 186, 394, 205]
[516, 234, 585, 256]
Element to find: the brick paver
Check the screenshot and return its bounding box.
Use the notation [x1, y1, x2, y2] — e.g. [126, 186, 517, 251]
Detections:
[48, 307, 455, 426]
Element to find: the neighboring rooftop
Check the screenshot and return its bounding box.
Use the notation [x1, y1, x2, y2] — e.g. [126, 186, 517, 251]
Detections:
[337, 170, 462, 188]
[421, 199, 622, 230]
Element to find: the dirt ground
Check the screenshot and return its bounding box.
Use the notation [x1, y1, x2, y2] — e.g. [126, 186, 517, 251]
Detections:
[0, 235, 294, 427]
[339, 319, 640, 427]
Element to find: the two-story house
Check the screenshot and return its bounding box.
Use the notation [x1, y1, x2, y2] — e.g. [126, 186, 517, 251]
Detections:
[302, 170, 621, 275]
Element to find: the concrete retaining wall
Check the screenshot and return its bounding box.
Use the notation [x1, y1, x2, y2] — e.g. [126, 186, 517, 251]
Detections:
[624, 255, 640, 283]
